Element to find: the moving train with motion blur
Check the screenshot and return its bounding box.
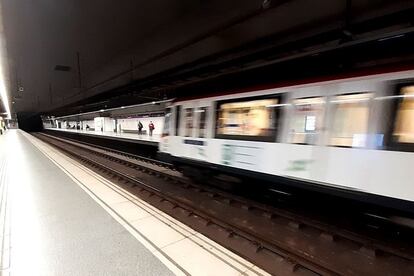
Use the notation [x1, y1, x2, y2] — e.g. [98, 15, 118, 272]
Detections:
[159, 69, 414, 212]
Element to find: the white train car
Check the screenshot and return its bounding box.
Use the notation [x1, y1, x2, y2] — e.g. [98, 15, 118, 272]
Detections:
[159, 69, 414, 211]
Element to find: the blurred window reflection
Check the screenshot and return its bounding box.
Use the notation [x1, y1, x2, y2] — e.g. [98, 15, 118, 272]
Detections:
[217, 98, 278, 140]
[197, 107, 208, 138]
[289, 97, 325, 144]
[185, 108, 193, 137]
[329, 93, 372, 147]
[393, 85, 414, 143]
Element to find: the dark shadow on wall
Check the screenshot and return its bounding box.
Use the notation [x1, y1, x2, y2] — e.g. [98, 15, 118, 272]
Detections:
[17, 112, 43, 132]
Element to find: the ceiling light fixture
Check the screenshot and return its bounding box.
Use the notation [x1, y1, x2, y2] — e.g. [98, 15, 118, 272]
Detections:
[0, 56, 10, 119]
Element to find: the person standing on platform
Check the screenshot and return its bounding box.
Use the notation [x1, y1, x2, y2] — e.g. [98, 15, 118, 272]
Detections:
[138, 121, 143, 135]
[149, 121, 155, 136]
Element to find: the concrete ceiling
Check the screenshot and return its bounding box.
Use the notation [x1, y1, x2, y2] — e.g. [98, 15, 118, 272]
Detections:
[1, 0, 414, 116]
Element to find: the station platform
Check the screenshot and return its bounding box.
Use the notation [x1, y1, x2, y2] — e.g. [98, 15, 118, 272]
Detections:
[0, 130, 267, 276]
[45, 128, 160, 146]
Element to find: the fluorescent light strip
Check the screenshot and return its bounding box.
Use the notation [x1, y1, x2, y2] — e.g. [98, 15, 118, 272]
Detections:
[0, 1, 11, 119]
[0, 52, 10, 119]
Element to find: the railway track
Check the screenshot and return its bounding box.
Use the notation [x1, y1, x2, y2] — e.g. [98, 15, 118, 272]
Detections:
[34, 132, 414, 275]
[43, 130, 174, 169]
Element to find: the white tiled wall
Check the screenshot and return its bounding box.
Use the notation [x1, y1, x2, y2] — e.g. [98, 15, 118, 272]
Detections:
[118, 117, 164, 135]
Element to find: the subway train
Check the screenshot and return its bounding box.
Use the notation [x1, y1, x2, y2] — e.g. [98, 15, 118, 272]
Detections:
[159, 69, 414, 212]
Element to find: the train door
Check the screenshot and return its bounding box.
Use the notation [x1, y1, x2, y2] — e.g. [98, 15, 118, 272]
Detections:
[183, 106, 195, 138]
[193, 105, 210, 161]
[160, 107, 173, 153]
[278, 87, 328, 181]
[283, 87, 327, 146]
[162, 105, 181, 156]
[195, 106, 209, 139]
[179, 103, 200, 159]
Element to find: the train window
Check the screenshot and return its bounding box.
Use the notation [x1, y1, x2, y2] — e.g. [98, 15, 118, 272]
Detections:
[197, 107, 208, 138]
[184, 108, 194, 137]
[289, 97, 325, 144]
[216, 96, 280, 142]
[329, 93, 372, 147]
[392, 85, 414, 144]
[162, 108, 171, 136]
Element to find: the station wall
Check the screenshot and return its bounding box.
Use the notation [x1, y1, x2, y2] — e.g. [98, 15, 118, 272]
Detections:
[94, 117, 116, 132]
[118, 116, 164, 135]
[53, 115, 165, 135]
[82, 120, 95, 130]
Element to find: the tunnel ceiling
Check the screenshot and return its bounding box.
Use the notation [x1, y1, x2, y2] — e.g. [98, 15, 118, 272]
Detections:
[2, 0, 414, 116]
